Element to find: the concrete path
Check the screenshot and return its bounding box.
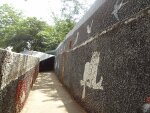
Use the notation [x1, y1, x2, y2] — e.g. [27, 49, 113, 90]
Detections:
[21, 72, 86, 113]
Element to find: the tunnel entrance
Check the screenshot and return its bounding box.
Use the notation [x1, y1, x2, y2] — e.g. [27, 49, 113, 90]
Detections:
[39, 56, 55, 72]
[21, 50, 55, 72]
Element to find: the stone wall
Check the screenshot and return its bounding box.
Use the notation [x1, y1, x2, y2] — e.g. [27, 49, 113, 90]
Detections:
[55, 0, 150, 113]
[55, 0, 150, 54]
[0, 49, 39, 113]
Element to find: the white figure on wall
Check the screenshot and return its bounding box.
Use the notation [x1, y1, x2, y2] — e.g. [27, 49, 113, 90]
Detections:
[80, 52, 103, 99]
[73, 32, 79, 46]
[112, 0, 128, 20]
[87, 20, 93, 34]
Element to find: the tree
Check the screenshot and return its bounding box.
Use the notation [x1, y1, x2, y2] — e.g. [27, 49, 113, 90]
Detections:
[0, 4, 52, 52]
[0, 1, 87, 52]
[0, 4, 22, 47]
[48, 0, 86, 50]
[6, 17, 53, 52]
[0, 4, 21, 27]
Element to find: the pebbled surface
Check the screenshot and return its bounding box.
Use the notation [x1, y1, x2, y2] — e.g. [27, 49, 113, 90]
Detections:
[56, 0, 150, 54]
[55, 7, 150, 113]
[0, 49, 39, 113]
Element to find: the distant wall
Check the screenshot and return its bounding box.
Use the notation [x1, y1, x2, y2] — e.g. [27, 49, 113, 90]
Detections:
[0, 49, 39, 113]
[55, 0, 150, 112]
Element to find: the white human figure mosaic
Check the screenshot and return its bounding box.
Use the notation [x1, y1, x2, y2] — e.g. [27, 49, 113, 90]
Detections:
[87, 20, 93, 34]
[112, 0, 128, 20]
[80, 52, 103, 99]
[73, 32, 79, 46]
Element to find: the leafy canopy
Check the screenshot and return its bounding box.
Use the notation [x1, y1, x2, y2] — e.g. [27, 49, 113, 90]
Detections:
[0, 1, 86, 52]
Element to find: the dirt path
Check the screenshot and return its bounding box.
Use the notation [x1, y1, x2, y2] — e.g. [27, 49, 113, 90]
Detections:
[21, 72, 86, 113]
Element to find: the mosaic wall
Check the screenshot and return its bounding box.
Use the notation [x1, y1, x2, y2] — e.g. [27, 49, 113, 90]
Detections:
[0, 49, 39, 113]
[55, 0, 150, 113]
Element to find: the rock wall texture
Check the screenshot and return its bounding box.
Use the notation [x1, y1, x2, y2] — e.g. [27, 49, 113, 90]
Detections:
[55, 0, 150, 113]
[0, 49, 39, 113]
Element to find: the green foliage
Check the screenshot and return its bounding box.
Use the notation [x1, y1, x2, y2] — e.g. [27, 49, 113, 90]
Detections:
[0, 1, 85, 52]
[0, 4, 53, 52]
[0, 4, 21, 27]
[49, 0, 85, 50]
[6, 17, 53, 52]
[0, 4, 22, 47]
[51, 19, 75, 46]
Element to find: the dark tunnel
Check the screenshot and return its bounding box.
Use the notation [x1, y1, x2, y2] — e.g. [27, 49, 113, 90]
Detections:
[39, 56, 55, 72]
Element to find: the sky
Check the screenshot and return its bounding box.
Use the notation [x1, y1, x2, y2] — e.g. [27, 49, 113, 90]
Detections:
[0, 0, 96, 25]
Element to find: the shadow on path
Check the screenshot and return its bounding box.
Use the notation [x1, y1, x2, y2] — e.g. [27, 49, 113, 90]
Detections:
[21, 72, 86, 113]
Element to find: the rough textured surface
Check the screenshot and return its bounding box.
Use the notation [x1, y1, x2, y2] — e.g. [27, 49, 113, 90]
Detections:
[55, 1, 150, 113]
[56, 0, 150, 54]
[0, 49, 39, 113]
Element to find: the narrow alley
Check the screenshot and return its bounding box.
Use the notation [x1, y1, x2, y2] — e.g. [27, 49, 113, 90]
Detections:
[21, 72, 86, 113]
